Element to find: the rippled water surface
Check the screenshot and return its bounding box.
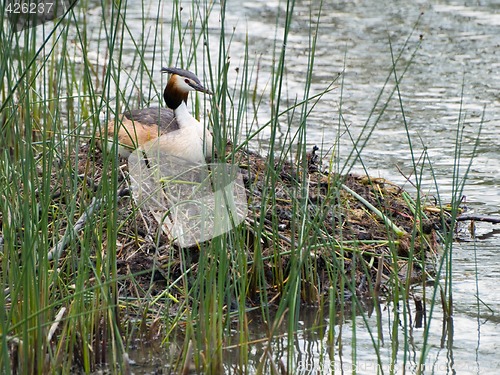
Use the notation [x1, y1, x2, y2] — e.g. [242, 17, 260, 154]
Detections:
[219, 2, 500, 372]
[87, 0, 500, 373]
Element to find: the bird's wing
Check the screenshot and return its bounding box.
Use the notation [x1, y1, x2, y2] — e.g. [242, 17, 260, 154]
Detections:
[123, 107, 180, 133]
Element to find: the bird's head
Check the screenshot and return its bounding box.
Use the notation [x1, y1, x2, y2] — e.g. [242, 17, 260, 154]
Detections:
[162, 67, 213, 94]
[161, 67, 212, 110]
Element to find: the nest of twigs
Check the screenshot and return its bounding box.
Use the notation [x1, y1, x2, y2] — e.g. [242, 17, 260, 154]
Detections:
[68, 142, 445, 305]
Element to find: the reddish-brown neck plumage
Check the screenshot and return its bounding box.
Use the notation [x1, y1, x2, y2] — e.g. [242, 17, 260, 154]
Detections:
[163, 76, 189, 110]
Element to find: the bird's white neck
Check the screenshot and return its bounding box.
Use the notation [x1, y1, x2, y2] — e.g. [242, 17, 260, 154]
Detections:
[174, 101, 199, 128]
[173, 101, 213, 159]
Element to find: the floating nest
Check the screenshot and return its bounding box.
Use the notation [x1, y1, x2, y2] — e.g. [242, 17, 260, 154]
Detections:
[68, 142, 445, 306]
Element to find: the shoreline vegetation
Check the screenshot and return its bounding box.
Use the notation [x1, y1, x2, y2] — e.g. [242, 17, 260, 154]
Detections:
[0, 0, 477, 373]
[69, 141, 447, 303]
[7, 139, 450, 372]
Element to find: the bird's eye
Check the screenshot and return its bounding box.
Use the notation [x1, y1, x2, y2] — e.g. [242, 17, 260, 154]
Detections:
[185, 79, 190, 84]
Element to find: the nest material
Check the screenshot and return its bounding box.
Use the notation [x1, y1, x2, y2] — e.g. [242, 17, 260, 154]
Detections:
[69, 143, 443, 304]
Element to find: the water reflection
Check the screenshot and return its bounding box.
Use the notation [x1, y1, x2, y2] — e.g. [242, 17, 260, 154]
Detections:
[127, 287, 498, 374]
[223, 0, 499, 372]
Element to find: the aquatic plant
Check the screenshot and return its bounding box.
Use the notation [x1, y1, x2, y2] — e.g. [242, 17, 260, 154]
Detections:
[0, 0, 479, 373]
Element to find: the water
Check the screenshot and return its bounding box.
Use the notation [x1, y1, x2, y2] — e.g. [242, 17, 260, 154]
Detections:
[83, 0, 500, 373]
[214, 2, 500, 372]
[219, 0, 500, 374]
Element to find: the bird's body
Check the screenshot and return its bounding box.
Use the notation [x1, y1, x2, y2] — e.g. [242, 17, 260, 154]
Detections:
[145, 101, 212, 164]
[105, 107, 177, 154]
[102, 67, 212, 163]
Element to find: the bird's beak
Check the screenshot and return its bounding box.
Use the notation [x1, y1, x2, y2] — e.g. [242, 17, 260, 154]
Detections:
[192, 83, 213, 96]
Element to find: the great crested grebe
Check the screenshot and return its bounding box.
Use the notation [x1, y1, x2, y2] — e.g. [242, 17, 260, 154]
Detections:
[103, 67, 213, 163]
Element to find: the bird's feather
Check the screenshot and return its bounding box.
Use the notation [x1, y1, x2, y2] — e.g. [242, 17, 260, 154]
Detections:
[123, 107, 179, 133]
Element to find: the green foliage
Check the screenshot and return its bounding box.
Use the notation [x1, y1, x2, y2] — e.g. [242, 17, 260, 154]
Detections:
[0, 0, 478, 373]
